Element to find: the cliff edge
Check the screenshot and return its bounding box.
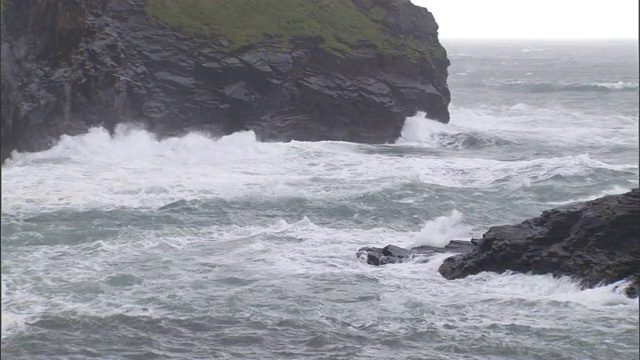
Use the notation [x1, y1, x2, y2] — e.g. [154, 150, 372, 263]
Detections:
[0, 0, 450, 163]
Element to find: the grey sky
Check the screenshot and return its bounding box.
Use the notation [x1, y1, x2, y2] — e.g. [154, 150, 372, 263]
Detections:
[412, 0, 639, 39]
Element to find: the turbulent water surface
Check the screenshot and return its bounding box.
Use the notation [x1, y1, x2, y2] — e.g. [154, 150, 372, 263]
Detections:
[2, 41, 639, 359]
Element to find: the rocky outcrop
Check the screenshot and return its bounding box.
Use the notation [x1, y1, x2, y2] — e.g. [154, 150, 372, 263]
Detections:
[356, 189, 639, 297]
[357, 240, 476, 266]
[0, 0, 450, 163]
[439, 189, 640, 295]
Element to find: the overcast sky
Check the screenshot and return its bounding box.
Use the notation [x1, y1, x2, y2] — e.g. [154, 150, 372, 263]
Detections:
[412, 0, 639, 39]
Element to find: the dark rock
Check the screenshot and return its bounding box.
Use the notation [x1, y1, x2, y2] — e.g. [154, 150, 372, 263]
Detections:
[1, 0, 450, 164]
[438, 189, 640, 296]
[623, 275, 639, 298]
[357, 240, 476, 266]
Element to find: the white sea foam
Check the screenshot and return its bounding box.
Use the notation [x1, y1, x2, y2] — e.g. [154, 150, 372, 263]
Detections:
[1, 278, 26, 339]
[1, 274, 44, 339]
[2, 115, 636, 215]
[591, 81, 639, 90]
[397, 112, 460, 143]
[520, 47, 545, 53]
[3, 41, 639, 359]
[4, 210, 634, 332]
[1, 311, 27, 339]
[544, 185, 634, 206]
[444, 104, 639, 150]
[401, 106, 637, 149]
[410, 210, 472, 247]
[500, 80, 638, 91]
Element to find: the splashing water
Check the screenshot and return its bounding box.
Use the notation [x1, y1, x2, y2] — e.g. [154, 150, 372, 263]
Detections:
[1, 40, 638, 359]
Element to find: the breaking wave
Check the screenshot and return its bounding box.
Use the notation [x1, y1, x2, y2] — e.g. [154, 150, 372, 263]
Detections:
[498, 80, 639, 93]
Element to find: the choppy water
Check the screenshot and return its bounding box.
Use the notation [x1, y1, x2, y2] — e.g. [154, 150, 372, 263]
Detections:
[2, 40, 639, 359]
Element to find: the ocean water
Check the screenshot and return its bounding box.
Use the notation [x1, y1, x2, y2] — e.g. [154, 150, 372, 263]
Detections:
[1, 40, 638, 359]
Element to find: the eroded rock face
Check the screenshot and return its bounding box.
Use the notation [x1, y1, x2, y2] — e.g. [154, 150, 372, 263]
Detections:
[438, 189, 640, 294]
[0, 0, 450, 163]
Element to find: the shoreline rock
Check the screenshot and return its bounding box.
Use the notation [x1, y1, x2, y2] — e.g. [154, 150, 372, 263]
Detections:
[438, 189, 639, 297]
[357, 189, 639, 298]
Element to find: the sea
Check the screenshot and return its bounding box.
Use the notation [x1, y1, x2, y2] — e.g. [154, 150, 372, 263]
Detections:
[1, 40, 639, 359]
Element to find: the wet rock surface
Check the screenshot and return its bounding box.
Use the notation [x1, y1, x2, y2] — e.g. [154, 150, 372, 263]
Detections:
[438, 189, 640, 296]
[357, 240, 476, 266]
[0, 0, 450, 163]
[357, 190, 639, 297]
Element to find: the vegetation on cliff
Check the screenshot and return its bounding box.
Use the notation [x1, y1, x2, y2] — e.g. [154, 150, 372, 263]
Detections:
[145, 0, 442, 58]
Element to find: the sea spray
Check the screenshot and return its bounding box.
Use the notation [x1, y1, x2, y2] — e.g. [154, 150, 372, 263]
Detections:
[410, 210, 473, 248]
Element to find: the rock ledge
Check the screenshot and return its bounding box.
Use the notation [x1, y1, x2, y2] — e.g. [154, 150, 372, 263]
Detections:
[438, 189, 639, 297]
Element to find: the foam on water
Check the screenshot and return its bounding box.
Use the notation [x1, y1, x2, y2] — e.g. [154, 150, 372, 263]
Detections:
[3, 211, 635, 326]
[492, 80, 640, 92]
[591, 81, 639, 90]
[401, 108, 639, 154]
[410, 210, 472, 247]
[520, 47, 545, 53]
[2, 41, 639, 358]
[1, 277, 29, 339]
[544, 184, 633, 206]
[2, 117, 636, 222]
[2, 200, 638, 358]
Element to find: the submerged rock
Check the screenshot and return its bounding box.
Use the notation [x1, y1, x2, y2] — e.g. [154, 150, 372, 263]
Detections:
[357, 240, 476, 266]
[438, 189, 640, 296]
[0, 0, 450, 163]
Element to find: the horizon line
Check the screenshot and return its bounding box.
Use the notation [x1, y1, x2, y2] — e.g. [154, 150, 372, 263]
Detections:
[438, 37, 638, 41]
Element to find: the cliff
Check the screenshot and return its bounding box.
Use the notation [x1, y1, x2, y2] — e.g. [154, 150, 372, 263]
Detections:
[0, 0, 450, 163]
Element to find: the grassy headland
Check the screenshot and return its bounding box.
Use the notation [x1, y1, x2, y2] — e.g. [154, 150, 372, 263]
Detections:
[145, 0, 441, 58]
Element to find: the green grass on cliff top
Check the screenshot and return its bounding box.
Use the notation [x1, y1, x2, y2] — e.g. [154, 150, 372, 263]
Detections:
[145, 0, 435, 56]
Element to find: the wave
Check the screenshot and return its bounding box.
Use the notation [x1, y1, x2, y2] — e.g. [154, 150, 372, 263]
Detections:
[4, 124, 275, 173]
[461, 271, 639, 307]
[543, 185, 636, 206]
[2, 112, 637, 214]
[411, 153, 637, 190]
[1, 278, 29, 339]
[397, 112, 515, 149]
[440, 104, 639, 149]
[498, 80, 639, 93]
[410, 210, 472, 248]
[520, 47, 545, 53]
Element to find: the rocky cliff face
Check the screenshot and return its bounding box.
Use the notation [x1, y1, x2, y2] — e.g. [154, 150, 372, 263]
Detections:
[0, 0, 450, 163]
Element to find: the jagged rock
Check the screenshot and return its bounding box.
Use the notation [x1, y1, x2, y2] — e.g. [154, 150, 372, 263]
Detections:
[438, 189, 640, 296]
[1, 0, 450, 163]
[357, 240, 476, 266]
[623, 275, 639, 298]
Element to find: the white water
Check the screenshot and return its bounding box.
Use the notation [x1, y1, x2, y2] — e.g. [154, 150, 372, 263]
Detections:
[3, 113, 636, 214]
[2, 114, 638, 357]
[2, 41, 639, 359]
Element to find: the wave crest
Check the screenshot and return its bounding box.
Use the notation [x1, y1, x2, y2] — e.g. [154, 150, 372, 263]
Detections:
[410, 210, 472, 248]
[499, 80, 639, 93]
[397, 113, 514, 149]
